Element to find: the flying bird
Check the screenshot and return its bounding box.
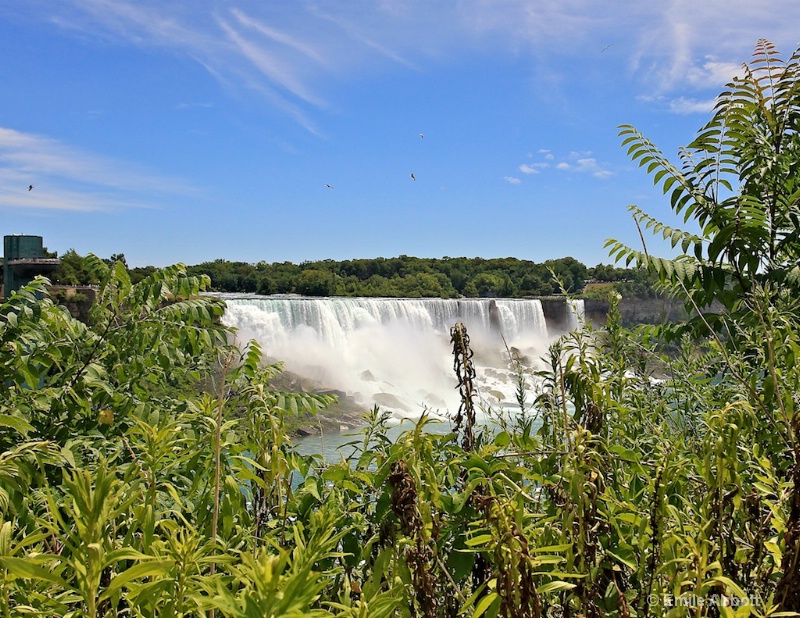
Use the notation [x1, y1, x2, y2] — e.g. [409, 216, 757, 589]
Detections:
[410, 173, 416, 181]
[28, 185, 33, 191]
[601, 44, 613, 53]
[419, 133, 424, 139]
[325, 184, 333, 189]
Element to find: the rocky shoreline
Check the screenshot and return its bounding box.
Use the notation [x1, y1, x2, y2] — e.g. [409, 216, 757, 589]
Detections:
[269, 370, 369, 436]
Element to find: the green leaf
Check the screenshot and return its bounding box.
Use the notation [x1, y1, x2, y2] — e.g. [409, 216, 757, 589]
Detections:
[0, 556, 66, 587]
[447, 549, 476, 583]
[0, 414, 34, 435]
[465, 534, 495, 547]
[472, 592, 499, 618]
[493, 431, 511, 447]
[537, 581, 577, 594]
[531, 544, 572, 553]
[101, 560, 175, 598]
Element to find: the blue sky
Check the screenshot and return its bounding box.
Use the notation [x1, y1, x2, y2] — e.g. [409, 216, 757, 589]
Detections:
[1, 1, 798, 268]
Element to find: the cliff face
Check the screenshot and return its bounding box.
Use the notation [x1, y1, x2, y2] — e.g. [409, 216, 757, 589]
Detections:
[583, 297, 723, 328]
[539, 298, 571, 334]
[618, 297, 691, 326]
[47, 286, 97, 323]
[539, 297, 701, 334]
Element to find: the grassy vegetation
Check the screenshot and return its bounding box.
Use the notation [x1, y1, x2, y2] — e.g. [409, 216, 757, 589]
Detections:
[1, 39, 799, 617]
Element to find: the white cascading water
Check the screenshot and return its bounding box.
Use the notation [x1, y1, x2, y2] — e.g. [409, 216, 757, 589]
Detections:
[566, 299, 585, 331]
[220, 295, 573, 421]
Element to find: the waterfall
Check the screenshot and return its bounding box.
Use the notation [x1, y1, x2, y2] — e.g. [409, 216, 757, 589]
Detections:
[220, 295, 564, 420]
[566, 299, 585, 331]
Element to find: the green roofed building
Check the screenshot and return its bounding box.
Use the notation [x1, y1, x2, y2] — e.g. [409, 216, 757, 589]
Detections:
[2, 235, 60, 299]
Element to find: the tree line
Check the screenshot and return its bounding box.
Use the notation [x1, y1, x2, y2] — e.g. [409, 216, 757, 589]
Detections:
[47, 251, 661, 299]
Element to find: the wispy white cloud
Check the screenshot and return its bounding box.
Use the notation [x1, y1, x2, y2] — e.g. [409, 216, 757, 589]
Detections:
[0, 127, 197, 211]
[504, 176, 521, 184]
[516, 149, 612, 179]
[685, 58, 741, 87]
[47, 1, 327, 129]
[32, 0, 800, 127]
[308, 6, 417, 69]
[636, 93, 717, 114]
[668, 97, 717, 114]
[175, 102, 214, 110]
[216, 18, 325, 108]
[628, 1, 798, 95]
[555, 151, 613, 177]
[557, 157, 612, 178]
[230, 8, 326, 65]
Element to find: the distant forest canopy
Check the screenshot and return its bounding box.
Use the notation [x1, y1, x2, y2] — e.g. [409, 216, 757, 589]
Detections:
[48, 250, 661, 299]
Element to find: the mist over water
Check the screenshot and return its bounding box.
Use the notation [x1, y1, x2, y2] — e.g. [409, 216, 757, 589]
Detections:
[220, 295, 583, 422]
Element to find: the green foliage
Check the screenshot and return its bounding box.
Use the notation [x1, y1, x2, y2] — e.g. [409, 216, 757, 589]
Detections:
[187, 255, 592, 298]
[601, 39, 800, 613]
[1, 38, 799, 618]
[607, 40, 800, 315]
[47, 249, 657, 301]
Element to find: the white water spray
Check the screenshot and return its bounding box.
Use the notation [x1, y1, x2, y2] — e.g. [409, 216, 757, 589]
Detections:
[566, 299, 585, 331]
[220, 295, 574, 420]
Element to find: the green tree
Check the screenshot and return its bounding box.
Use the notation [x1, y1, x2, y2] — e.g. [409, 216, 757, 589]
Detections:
[0, 261, 345, 616]
[295, 268, 334, 296]
[469, 272, 506, 297]
[105, 253, 128, 269]
[608, 40, 800, 313]
[607, 39, 800, 611]
[51, 249, 94, 285]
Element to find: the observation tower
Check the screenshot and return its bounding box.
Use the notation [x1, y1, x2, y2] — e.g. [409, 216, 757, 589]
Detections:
[2, 235, 60, 299]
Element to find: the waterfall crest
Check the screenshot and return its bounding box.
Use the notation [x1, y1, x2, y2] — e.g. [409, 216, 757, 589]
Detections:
[220, 295, 567, 420]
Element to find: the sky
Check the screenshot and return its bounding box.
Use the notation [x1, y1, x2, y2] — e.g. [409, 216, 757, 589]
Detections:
[1, 1, 798, 268]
